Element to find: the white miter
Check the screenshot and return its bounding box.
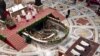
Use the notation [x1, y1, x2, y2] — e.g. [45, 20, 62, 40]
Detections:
[75, 45, 85, 51]
[71, 49, 80, 56]
[16, 15, 21, 22]
[80, 41, 89, 46]
[21, 10, 26, 16]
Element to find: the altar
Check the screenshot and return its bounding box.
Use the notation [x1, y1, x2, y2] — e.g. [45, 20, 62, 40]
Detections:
[0, 3, 65, 51]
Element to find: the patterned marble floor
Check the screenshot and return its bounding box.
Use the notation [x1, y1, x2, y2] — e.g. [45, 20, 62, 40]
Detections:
[0, 0, 100, 56]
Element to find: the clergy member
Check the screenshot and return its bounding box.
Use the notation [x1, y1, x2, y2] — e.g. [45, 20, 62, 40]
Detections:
[34, 0, 42, 6]
[0, 0, 6, 20]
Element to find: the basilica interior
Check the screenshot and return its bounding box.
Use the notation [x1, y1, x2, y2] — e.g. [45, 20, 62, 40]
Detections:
[0, 0, 100, 56]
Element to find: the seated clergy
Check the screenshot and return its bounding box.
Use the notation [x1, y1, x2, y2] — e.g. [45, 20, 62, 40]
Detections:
[27, 4, 37, 18]
[32, 6, 37, 18]
[26, 11, 32, 21]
